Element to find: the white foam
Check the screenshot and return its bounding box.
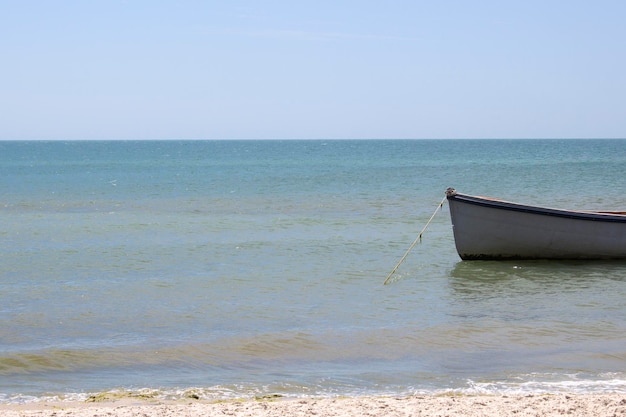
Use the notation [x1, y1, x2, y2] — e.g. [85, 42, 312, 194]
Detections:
[460, 374, 626, 395]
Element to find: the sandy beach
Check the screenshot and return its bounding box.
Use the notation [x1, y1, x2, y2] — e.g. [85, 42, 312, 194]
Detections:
[1, 394, 625, 417]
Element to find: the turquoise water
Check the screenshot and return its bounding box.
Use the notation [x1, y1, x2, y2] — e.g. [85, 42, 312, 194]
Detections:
[1, 139, 625, 402]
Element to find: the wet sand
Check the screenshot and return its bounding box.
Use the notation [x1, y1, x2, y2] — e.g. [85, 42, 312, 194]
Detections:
[1, 394, 625, 416]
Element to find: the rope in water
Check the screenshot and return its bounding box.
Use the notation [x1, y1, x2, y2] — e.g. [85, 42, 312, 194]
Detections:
[383, 195, 448, 285]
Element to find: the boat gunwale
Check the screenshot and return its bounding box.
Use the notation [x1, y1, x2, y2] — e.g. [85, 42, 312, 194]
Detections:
[447, 192, 626, 224]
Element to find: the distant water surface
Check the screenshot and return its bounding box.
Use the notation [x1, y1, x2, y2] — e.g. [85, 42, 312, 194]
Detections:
[1, 139, 625, 402]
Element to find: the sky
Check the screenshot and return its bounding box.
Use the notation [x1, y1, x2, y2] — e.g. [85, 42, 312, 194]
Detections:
[1, 1, 625, 140]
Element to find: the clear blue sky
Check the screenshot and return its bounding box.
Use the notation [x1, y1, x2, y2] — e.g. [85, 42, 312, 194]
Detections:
[2, 1, 625, 140]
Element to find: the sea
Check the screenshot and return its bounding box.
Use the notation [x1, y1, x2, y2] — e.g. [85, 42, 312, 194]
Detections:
[1, 139, 625, 403]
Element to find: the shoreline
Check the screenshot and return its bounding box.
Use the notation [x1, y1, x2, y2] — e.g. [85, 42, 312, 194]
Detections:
[1, 393, 625, 417]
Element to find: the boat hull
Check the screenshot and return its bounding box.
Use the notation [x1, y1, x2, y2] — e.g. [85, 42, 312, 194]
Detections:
[446, 190, 626, 260]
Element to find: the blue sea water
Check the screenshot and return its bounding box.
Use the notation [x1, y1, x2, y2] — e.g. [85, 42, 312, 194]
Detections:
[1, 139, 625, 403]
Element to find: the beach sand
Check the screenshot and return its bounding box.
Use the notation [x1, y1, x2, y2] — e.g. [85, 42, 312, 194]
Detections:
[1, 394, 625, 417]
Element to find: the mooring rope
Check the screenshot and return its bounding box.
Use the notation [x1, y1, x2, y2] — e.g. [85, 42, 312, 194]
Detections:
[383, 195, 448, 285]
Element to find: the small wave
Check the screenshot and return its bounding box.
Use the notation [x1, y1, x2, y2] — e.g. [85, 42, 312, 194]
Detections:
[2, 374, 626, 405]
[458, 373, 626, 395]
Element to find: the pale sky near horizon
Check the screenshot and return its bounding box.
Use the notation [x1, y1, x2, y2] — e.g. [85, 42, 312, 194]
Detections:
[2, 1, 625, 140]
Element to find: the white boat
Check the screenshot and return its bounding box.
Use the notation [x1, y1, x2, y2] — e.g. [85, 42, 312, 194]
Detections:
[445, 188, 626, 260]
